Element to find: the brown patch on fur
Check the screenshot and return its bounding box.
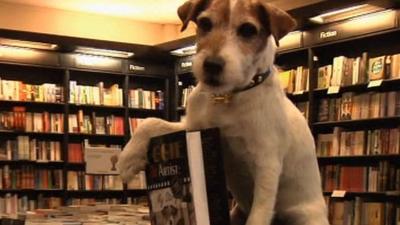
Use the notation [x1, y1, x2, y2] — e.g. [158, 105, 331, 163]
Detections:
[254, 1, 297, 46]
[195, 0, 229, 54]
[178, 0, 212, 31]
[230, 1, 269, 56]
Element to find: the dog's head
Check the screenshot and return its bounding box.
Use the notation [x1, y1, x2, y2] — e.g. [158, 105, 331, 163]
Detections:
[178, 0, 296, 94]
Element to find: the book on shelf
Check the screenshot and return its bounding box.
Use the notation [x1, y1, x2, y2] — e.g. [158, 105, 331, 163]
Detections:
[317, 65, 332, 89]
[278, 66, 309, 94]
[146, 128, 230, 225]
[0, 137, 62, 162]
[68, 143, 83, 163]
[129, 118, 145, 135]
[368, 56, 386, 81]
[68, 110, 124, 135]
[320, 161, 400, 193]
[69, 81, 123, 106]
[0, 107, 63, 133]
[0, 78, 63, 103]
[316, 127, 400, 157]
[295, 102, 309, 119]
[181, 85, 195, 108]
[128, 89, 164, 110]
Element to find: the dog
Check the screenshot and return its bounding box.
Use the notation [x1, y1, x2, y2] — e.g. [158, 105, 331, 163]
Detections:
[117, 0, 330, 225]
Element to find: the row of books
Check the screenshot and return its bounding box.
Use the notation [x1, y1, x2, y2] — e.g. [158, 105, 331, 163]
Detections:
[317, 53, 400, 89]
[68, 110, 124, 135]
[128, 89, 164, 110]
[0, 194, 62, 216]
[278, 66, 310, 94]
[318, 91, 400, 122]
[0, 107, 64, 133]
[317, 127, 400, 157]
[0, 137, 62, 162]
[180, 85, 195, 108]
[326, 197, 400, 225]
[0, 78, 64, 103]
[0, 165, 63, 190]
[67, 171, 123, 190]
[69, 81, 123, 106]
[320, 161, 400, 192]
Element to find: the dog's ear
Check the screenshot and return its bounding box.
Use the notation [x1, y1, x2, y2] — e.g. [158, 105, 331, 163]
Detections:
[255, 2, 297, 46]
[178, 0, 210, 32]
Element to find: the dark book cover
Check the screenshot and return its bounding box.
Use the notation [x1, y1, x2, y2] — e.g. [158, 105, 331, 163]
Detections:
[146, 128, 230, 225]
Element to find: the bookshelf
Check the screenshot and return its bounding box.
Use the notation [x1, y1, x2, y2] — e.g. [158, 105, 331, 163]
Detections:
[0, 42, 172, 215]
[172, 9, 400, 224]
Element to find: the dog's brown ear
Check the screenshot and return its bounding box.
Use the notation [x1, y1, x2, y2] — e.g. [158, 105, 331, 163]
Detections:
[178, 0, 210, 32]
[256, 2, 297, 46]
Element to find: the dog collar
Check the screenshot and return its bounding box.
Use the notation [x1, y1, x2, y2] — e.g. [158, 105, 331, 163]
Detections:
[212, 69, 271, 104]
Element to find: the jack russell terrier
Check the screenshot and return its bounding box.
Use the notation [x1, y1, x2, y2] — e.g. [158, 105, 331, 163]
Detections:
[117, 0, 330, 224]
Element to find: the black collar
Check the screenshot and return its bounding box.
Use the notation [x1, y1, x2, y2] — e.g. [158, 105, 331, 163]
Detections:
[212, 69, 271, 104]
[232, 68, 271, 94]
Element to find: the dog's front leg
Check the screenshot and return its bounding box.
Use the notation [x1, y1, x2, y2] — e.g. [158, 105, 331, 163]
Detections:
[246, 158, 282, 225]
[116, 117, 185, 182]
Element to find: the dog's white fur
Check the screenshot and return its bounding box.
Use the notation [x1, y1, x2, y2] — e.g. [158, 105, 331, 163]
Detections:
[117, 1, 329, 225]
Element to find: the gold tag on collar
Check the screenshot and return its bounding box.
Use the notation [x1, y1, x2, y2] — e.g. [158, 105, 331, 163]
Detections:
[212, 94, 233, 104]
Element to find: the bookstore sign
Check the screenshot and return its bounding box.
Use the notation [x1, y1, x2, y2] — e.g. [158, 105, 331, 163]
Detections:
[129, 64, 146, 72]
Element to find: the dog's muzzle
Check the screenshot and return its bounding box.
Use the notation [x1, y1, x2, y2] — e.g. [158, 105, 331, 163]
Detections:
[203, 56, 225, 86]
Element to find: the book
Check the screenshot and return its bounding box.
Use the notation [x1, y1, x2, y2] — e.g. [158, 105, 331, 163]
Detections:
[146, 128, 230, 225]
[368, 56, 385, 81]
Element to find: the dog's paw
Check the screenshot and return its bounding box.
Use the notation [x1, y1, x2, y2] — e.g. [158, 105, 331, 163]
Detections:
[116, 118, 159, 182]
[116, 136, 148, 182]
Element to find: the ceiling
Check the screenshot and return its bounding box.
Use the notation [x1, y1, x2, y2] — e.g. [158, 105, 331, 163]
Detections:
[0, 0, 187, 24]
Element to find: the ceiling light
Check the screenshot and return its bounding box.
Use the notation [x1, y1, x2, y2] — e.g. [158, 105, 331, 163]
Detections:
[74, 47, 134, 58]
[310, 4, 385, 24]
[170, 45, 197, 56]
[0, 38, 58, 50]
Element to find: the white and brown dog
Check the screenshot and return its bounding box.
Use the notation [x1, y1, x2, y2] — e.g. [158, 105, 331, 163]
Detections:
[117, 0, 330, 225]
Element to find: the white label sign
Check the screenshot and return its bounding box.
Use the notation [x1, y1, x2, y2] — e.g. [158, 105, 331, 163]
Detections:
[367, 79, 383, 88]
[327, 86, 340, 94]
[129, 64, 145, 71]
[331, 190, 346, 198]
[293, 90, 304, 95]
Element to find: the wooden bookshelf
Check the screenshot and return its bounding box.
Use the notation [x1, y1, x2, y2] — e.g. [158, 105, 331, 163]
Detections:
[0, 46, 171, 208]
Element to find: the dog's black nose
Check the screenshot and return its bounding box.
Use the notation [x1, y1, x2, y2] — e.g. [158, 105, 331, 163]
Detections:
[203, 56, 225, 75]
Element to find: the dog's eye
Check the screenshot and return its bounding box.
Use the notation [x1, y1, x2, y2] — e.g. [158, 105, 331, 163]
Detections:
[197, 17, 213, 33]
[237, 23, 258, 38]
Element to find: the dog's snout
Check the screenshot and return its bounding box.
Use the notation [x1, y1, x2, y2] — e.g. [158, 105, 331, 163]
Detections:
[203, 56, 225, 75]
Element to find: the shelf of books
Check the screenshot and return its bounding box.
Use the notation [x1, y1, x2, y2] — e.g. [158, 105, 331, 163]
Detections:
[309, 12, 400, 225]
[0, 43, 171, 219]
